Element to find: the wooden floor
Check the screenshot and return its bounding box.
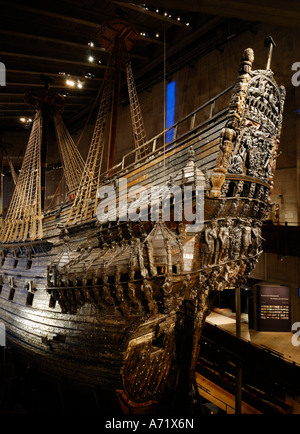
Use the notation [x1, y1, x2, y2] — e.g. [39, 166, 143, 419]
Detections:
[196, 372, 262, 414]
[206, 308, 300, 365]
[201, 309, 300, 414]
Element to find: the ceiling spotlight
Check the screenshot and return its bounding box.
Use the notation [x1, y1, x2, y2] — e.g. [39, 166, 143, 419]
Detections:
[88, 55, 94, 62]
[88, 41, 94, 47]
[77, 81, 83, 89]
[186, 22, 190, 26]
[84, 72, 95, 79]
[156, 33, 160, 38]
[66, 79, 75, 87]
[20, 117, 32, 125]
[156, 9, 159, 13]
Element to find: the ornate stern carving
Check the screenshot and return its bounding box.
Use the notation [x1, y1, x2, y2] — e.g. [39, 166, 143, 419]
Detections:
[210, 43, 286, 200]
[210, 48, 254, 198]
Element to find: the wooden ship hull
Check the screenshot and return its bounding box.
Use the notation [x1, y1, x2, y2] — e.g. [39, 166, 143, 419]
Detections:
[0, 28, 285, 413]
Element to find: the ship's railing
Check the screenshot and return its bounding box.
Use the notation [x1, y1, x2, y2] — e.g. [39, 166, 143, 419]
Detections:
[60, 83, 234, 211]
[99, 83, 234, 182]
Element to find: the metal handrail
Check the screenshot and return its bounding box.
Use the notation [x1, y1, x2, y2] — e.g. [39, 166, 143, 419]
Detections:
[196, 380, 235, 414]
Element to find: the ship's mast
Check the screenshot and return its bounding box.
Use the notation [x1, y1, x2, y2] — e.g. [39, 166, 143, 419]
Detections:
[40, 74, 53, 210]
[107, 38, 123, 172]
[67, 19, 149, 225]
[0, 142, 14, 224]
[0, 78, 65, 244]
[97, 20, 139, 172]
[265, 36, 276, 70]
[24, 75, 65, 210]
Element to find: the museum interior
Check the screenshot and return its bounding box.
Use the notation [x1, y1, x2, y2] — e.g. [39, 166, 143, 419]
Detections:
[0, 0, 300, 416]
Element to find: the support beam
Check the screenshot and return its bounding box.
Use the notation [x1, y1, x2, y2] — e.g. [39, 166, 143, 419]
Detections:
[113, 1, 187, 27]
[235, 286, 242, 414]
[0, 2, 164, 47]
[0, 31, 148, 60]
[0, 51, 105, 69]
[133, 16, 225, 83]
[0, 29, 106, 53]
[5, 83, 97, 91]
[235, 286, 241, 338]
[0, 1, 100, 29]
[115, 0, 300, 28]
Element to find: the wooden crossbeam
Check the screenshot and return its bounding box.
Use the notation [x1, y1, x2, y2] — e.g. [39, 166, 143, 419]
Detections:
[115, 0, 300, 28]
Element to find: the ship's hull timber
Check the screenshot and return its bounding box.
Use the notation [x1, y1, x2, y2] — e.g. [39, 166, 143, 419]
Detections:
[0, 48, 285, 412]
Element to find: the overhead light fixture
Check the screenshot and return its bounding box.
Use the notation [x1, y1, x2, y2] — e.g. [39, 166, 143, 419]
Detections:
[77, 81, 83, 89]
[88, 55, 94, 62]
[84, 72, 95, 79]
[66, 79, 75, 87]
[20, 117, 33, 126]
[88, 41, 94, 47]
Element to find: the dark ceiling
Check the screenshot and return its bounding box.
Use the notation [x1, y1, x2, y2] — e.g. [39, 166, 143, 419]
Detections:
[0, 0, 260, 135]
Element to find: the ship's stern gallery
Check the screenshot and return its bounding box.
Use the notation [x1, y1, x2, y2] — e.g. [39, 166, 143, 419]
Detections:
[0, 0, 300, 420]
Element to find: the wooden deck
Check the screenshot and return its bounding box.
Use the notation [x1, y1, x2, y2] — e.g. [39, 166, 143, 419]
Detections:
[196, 372, 262, 414]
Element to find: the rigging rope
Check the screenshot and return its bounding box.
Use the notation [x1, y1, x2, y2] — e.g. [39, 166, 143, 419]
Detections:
[126, 61, 149, 159]
[66, 51, 114, 224]
[54, 114, 85, 193]
[0, 111, 43, 243]
[5, 149, 18, 185]
[66, 40, 151, 225]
